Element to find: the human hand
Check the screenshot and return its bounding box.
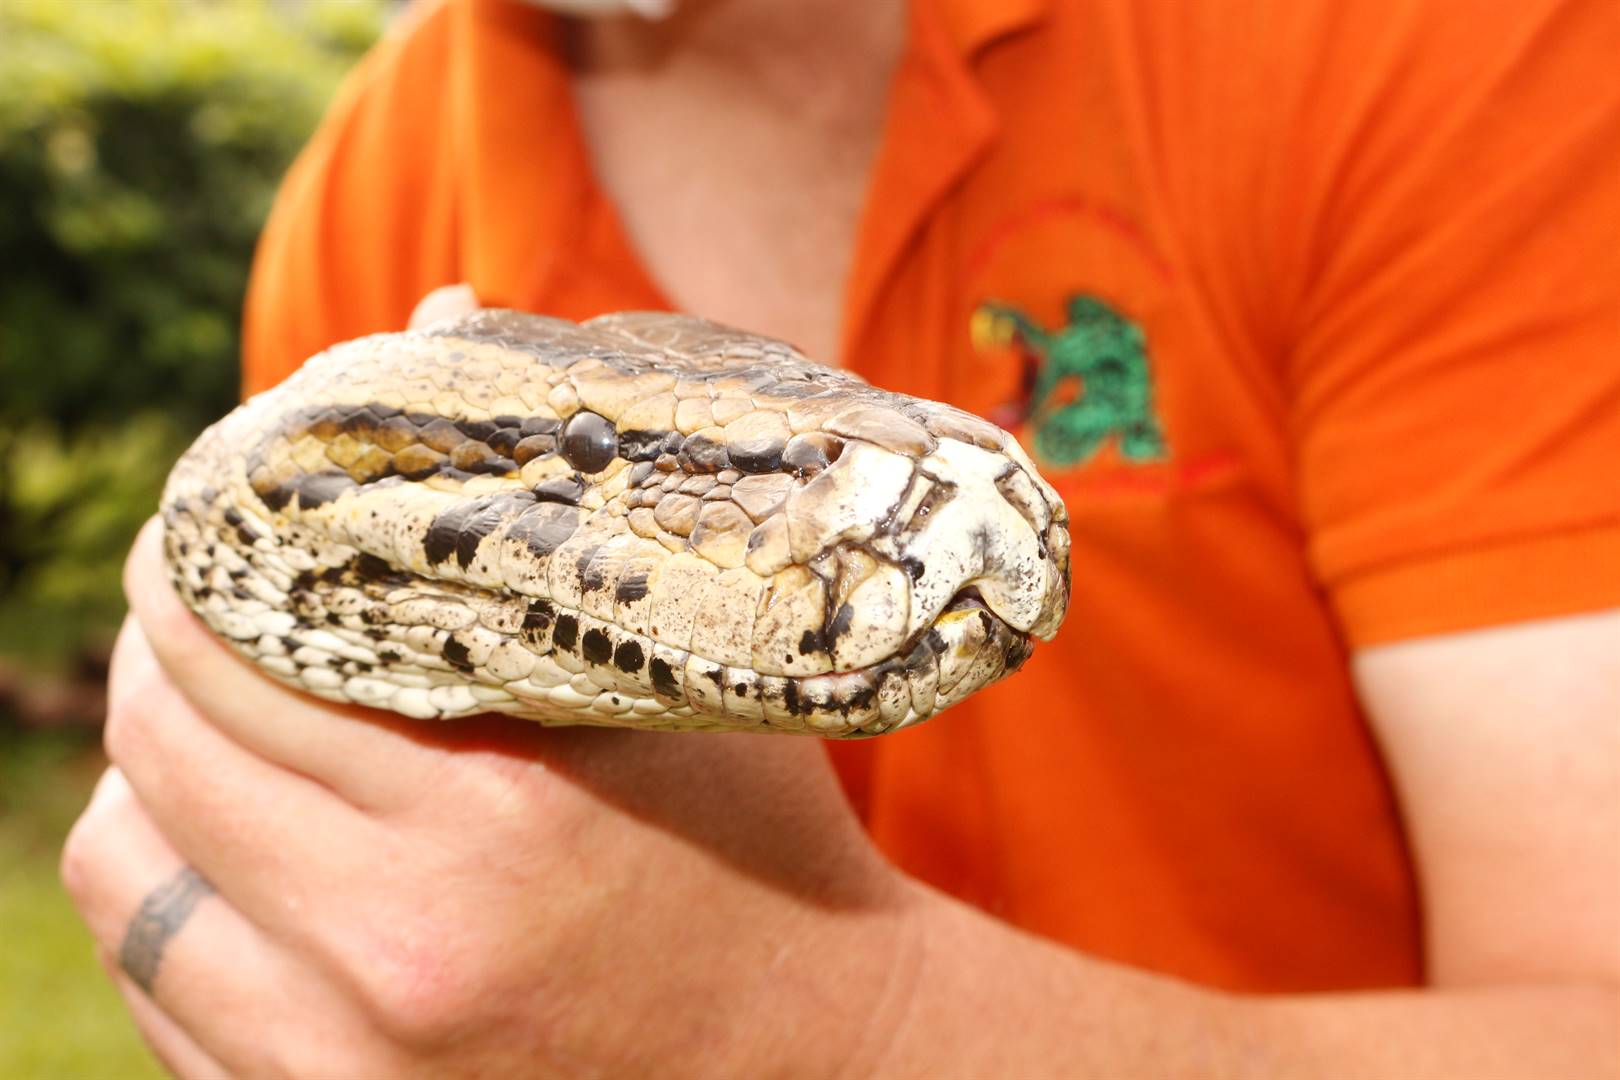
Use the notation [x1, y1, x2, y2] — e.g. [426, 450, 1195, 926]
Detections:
[406, 282, 482, 329]
[62, 514, 927, 1077]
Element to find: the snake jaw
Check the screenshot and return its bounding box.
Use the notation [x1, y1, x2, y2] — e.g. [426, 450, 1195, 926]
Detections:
[162, 311, 1069, 737]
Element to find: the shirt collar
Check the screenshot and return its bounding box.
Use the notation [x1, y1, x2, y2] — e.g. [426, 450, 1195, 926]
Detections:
[931, 0, 1049, 57]
[836, 0, 1047, 362]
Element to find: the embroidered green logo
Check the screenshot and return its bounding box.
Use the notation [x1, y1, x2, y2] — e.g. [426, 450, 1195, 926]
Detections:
[971, 294, 1167, 468]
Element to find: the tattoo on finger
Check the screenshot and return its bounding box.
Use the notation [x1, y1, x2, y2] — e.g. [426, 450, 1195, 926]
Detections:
[119, 866, 216, 994]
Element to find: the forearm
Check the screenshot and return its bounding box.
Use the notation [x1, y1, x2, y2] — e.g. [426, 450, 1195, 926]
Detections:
[1244, 981, 1619, 1079]
[865, 888, 1620, 1078]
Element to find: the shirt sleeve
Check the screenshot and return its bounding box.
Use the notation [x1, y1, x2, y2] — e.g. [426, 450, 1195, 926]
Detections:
[1286, 0, 1620, 646]
[242, 0, 461, 396]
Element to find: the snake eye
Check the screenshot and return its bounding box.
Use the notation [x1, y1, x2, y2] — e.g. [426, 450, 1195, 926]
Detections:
[561, 411, 618, 473]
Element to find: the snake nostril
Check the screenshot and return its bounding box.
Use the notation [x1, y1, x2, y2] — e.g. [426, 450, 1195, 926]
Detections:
[781, 432, 844, 477]
[899, 474, 952, 531]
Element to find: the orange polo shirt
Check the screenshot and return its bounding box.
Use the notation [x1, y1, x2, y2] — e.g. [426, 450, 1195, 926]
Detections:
[243, 0, 1620, 991]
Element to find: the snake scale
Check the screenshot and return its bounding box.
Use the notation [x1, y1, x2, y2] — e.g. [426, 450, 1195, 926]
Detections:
[161, 311, 1070, 737]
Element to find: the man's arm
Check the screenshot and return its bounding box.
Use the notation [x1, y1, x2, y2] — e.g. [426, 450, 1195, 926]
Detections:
[65, 523, 1619, 1077]
[865, 612, 1620, 1077]
[1258, 612, 1620, 1074]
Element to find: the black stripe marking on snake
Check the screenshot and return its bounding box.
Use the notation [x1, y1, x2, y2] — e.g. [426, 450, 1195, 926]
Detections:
[442, 635, 474, 673]
[353, 552, 405, 584]
[507, 503, 581, 558]
[458, 418, 499, 444]
[575, 546, 606, 589]
[339, 408, 381, 439]
[532, 474, 585, 504]
[619, 430, 683, 461]
[826, 603, 856, 648]
[615, 573, 649, 603]
[581, 628, 613, 665]
[293, 472, 356, 508]
[523, 599, 555, 630]
[613, 640, 645, 673]
[649, 656, 680, 699]
[728, 435, 784, 474]
[423, 507, 470, 565]
[677, 433, 729, 473]
[553, 614, 579, 652]
[228, 506, 263, 545]
[424, 492, 536, 568]
[488, 426, 522, 456]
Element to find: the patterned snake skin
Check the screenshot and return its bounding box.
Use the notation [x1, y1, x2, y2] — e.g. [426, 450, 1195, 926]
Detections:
[160, 311, 1070, 737]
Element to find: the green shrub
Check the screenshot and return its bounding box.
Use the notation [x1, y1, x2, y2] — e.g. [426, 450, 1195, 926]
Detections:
[0, 0, 382, 672]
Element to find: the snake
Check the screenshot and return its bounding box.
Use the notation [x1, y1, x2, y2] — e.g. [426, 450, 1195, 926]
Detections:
[160, 310, 1070, 737]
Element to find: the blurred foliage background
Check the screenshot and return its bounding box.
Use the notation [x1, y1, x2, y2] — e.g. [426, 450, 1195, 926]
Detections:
[0, 0, 383, 1072]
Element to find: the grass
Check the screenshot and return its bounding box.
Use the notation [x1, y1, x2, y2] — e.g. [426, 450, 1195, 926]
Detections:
[0, 724, 165, 1079]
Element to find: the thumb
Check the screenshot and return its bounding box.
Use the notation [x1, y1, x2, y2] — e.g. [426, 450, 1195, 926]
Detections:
[408, 283, 481, 329]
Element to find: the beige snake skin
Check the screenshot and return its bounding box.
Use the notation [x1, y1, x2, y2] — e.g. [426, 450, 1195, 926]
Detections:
[160, 311, 1070, 737]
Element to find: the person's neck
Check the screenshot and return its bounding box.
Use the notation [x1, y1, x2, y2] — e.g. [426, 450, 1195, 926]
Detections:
[558, 0, 908, 359]
[564, 0, 906, 115]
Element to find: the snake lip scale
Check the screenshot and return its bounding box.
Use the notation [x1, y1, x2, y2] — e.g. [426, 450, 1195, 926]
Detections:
[161, 310, 1071, 737]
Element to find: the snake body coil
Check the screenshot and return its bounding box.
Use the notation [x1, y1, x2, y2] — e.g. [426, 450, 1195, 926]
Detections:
[161, 311, 1070, 736]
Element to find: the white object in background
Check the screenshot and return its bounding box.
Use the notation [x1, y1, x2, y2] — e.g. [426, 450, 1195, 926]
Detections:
[518, 0, 675, 18]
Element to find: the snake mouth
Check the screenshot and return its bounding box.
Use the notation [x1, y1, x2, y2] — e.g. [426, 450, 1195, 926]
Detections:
[941, 583, 995, 618]
[531, 578, 1033, 737]
[753, 584, 1034, 738]
[928, 583, 1025, 652]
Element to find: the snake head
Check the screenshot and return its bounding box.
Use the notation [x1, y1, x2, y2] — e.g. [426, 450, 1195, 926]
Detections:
[161, 310, 1069, 738]
[744, 402, 1069, 728]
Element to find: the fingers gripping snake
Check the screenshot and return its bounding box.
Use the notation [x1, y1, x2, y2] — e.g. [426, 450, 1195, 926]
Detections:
[161, 311, 1070, 737]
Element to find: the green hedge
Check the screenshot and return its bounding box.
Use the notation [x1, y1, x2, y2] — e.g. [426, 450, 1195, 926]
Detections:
[0, 0, 381, 668]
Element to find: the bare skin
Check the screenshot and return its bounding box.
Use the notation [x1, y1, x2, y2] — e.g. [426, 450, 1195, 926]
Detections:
[566, 0, 903, 362]
[61, 0, 1620, 1074]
